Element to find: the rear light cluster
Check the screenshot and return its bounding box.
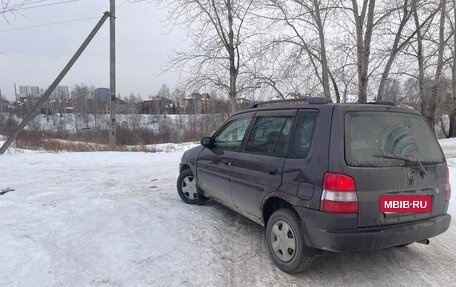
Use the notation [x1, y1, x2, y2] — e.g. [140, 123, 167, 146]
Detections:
[445, 169, 451, 201]
[321, 173, 358, 213]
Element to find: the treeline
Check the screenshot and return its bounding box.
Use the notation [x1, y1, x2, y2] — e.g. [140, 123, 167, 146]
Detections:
[0, 112, 227, 151]
[158, 0, 456, 136]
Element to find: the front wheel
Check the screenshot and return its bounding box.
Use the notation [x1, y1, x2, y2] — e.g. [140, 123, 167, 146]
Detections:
[266, 209, 313, 273]
[176, 169, 208, 205]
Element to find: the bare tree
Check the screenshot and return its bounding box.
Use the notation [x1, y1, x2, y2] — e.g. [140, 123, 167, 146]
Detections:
[1, 0, 29, 22]
[261, 0, 407, 103]
[262, 0, 333, 102]
[430, 0, 448, 130]
[409, 0, 448, 129]
[161, 0, 254, 113]
[376, 0, 414, 101]
[412, 0, 429, 124]
[72, 83, 94, 130]
[152, 0, 453, 125]
[329, 0, 417, 103]
[402, 77, 421, 108]
[377, 0, 444, 101]
[403, 0, 449, 129]
[450, 0, 456, 136]
[245, 28, 324, 101]
[348, 0, 377, 103]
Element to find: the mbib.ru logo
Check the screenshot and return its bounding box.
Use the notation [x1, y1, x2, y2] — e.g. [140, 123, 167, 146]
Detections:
[379, 195, 432, 213]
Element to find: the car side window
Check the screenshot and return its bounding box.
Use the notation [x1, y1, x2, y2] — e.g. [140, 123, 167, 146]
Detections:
[245, 116, 294, 156]
[213, 117, 252, 150]
[290, 112, 318, 158]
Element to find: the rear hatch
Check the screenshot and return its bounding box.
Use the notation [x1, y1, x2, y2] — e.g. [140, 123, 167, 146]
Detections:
[343, 111, 447, 228]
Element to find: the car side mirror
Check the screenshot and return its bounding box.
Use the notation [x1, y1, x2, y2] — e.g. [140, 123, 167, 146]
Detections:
[201, 137, 213, 147]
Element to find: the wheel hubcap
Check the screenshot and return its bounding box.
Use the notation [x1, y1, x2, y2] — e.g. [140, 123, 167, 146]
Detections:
[271, 220, 296, 262]
[181, 175, 198, 200]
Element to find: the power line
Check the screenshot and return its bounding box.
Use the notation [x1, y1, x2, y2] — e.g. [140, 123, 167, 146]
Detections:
[23, 0, 54, 6]
[1, 0, 82, 14]
[16, 0, 82, 11]
[3, 0, 53, 10]
[22, 0, 53, 6]
[0, 16, 99, 33]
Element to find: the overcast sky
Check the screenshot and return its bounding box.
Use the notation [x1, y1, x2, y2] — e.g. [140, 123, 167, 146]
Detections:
[0, 0, 188, 101]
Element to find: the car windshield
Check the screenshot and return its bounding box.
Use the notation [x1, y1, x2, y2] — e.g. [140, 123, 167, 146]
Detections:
[345, 111, 445, 167]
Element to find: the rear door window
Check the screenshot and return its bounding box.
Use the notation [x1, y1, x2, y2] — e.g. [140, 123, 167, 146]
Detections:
[245, 116, 294, 156]
[345, 112, 444, 167]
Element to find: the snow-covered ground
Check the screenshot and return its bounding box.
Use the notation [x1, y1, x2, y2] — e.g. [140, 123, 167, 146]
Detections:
[0, 143, 455, 286]
[437, 138, 456, 158]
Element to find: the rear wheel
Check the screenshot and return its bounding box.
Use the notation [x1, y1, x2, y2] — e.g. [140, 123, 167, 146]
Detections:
[266, 209, 313, 273]
[176, 169, 208, 205]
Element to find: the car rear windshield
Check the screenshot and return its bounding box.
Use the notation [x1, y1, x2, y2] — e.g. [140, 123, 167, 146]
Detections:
[345, 111, 445, 167]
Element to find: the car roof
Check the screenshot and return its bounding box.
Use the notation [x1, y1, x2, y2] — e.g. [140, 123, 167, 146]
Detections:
[233, 102, 420, 117]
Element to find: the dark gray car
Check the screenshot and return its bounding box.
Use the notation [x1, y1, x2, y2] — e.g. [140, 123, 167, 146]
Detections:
[177, 99, 452, 273]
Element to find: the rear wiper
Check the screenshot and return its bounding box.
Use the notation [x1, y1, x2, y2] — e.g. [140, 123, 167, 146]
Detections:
[372, 153, 427, 175]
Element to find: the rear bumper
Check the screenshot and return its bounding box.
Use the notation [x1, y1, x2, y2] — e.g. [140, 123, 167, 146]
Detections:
[300, 208, 451, 252]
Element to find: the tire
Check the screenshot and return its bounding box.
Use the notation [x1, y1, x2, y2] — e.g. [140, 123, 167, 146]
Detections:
[266, 209, 313, 273]
[176, 169, 208, 205]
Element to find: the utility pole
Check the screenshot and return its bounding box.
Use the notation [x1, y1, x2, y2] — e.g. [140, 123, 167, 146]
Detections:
[0, 12, 110, 155]
[109, 0, 117, 148]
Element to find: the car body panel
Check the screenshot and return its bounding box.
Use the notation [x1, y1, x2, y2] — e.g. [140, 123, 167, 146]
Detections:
[196, 148, 237, 205]
[328, 106, 448, 228]
[178, 102, 451, 252]
[231, 152, 286, 219]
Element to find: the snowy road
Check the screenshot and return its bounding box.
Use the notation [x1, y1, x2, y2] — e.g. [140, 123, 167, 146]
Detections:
[0, 148, 455, 287]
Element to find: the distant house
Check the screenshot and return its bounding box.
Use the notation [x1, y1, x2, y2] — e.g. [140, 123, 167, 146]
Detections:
[142, 96, 174, 114]
[182, 93, 214, 114]
[179, 92, 234, 114]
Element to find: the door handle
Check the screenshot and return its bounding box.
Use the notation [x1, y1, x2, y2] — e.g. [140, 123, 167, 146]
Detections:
[267, 168, 277, 175]
[222, 160, 231, 166]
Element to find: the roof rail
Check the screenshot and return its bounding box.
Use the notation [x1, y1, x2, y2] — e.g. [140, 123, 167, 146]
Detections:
[367, 101, 396, 106]
[246, 97, 327, 109]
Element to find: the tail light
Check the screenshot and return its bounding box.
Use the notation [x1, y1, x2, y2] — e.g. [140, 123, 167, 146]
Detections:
[321, 173, 358, 213]
[445, 169, 451, 201]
